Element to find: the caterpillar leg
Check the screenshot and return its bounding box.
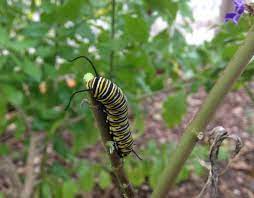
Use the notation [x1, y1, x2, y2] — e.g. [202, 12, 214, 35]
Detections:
[80, 98, 98, 109]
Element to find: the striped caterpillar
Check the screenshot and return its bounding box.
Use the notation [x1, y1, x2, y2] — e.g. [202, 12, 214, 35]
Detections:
[65, 56, 141, 159]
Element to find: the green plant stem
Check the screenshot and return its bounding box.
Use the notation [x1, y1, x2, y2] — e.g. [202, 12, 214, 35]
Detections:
[152, 24, 254, 198]
[89, 95, 135, 198]
[109, 0, 116, 79]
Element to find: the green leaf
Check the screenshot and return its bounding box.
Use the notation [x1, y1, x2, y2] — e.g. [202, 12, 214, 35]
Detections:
[42, 0, 89, 24]
[0, 97, 6, 120]
[150, 160, 163, 188]
[22, 23, 49, 38]
[76, 22, 95, 41]
[176, 165, 190, 183]
[41, 182, 52, 198]
[62, 180, 78, 198]
[0, 28, 9, 46]
[45, 176, 63, 197]
[53, 135, 70, 158]
[22, 60, 42, 82]
[1, 85, 23, 106]
[162, 92, 187, 128]
[98, 170, 111, 189]
[145, 0, 178, 21]
[49, 162, 69, 180]
[124, 16, 149, 43]
[9, 39, 37, 52]
[129, 165, 145, 186]
[78, 165, 94, 192]
[178, 1, 193, 19]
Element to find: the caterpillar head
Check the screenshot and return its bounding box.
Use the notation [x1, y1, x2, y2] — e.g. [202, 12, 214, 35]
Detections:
[83, 72, 94, 88]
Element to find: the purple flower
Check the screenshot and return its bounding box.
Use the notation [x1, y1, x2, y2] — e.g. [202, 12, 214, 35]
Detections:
[225, 0, 245, 24]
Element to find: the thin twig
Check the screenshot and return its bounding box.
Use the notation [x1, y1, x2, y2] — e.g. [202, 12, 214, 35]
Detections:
[109, 0, 116, 79]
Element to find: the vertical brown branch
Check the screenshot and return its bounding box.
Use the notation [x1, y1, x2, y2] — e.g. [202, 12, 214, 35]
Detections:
[89, 95, 135, 198]
[21, 133, 45, 198]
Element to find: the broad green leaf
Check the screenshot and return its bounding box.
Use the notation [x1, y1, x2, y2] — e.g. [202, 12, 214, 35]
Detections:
[162, 92, 187, 128]
[49, 162, 69, 180]
[62, 180, 78, 198]
[78, 166, 94, 192]
[128, 163, 145, 186]
[124, 16, 149, 43]
[53, 135, 70, 158]
[0, 97, 6, 120]
[45, 176, 63, 197]
[22, 23, 49, 38]
[150, 160, 163, 188]
[22, 60, 42, 82]
[0, 28, 9, 45]
[1, 85, 23, 106]
[98, 170, 111, 189]
[132, 107, 145, 137]
[37, 46, 52, 58]
[9, 39, 37, 52]
[41, 182, 52, 198]
[176, 165, 190, 183]
[71, 113, 99, 153]
[178, 1, 193, 19]
[145, 0, 178, 21]
[76, 23, 95, 41]
[42, 0, 89, 24]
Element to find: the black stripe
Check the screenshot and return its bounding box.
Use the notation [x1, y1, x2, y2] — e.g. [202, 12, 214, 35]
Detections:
[104, 89, 121, 105]
[93, 77, 100, 96]
[100, 81, 114, 100]
[105, 107, 128, 117]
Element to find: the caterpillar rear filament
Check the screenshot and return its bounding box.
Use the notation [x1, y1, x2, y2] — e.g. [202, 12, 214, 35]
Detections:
[65, 56, 141, 160]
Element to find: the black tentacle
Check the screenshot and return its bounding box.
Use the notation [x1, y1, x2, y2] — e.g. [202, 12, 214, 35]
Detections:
[65, 89, 91, 111]
[68, 56, 99, 77]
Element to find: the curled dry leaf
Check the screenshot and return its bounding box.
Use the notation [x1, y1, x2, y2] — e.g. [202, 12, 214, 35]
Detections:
[197, 126, 243, 198]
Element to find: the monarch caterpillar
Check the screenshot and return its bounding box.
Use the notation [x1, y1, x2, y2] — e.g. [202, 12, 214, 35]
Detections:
[65, 56, 141, 160]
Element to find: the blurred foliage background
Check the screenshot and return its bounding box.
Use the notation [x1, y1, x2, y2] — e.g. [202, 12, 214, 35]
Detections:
[0, 0, 254, 197]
